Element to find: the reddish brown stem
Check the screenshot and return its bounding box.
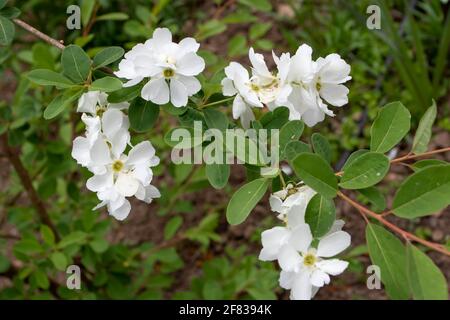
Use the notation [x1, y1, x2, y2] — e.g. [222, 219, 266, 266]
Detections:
[337, 191, 449, 257]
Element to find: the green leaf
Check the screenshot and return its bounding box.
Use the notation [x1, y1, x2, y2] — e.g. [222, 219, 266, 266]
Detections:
[96, 12, 129, 21]
[238, 0, 272, 12]
[0, 7, 21, 19]
[342, 149, 369, 171]
[128, 98, 160, 132]
[14, 239, 42, 255]
[81, 0, 96, 27]
[311, 133, 331, 163]
[34, 269, 49, 289]
[228, 34, 247, 57]
[57, 231, 88, 248]
[279, 120, 304, 158]
[0, 15, 14, 46]
[392, 165, 450, 219]
[0, 0, 6, 10]
[370, 102, 411, 153]
[411, 159, 447, 171]
[90, 76, 123, 92]
[0, 254, 10, 273]
[206, 163, 230, 189]
[44, 89, 83, 120]
[292, 153, 338, 198]
[107, 85, 141, 103]
[89, 238, 109, 253]
[204, 108, 228, 131]
[164, 216, 183, 240]
[40, 225, 55, 246]
[61, 45, 91, 83]
[249, 22, 271, 40]
[357, 187, 386, 211]
[226, 178, 270, 225]
[260, 107, 289, 129]
[93, 46, 125, 69]
[284, 140, 311, 161]
[406, 244, 448, 300]
[27, 69, 74, 88]
[32, 43, 55, 70]
[50, 252, 68, 271]
[196, 20, 226, 41]
[339, 152, 390, 189]
[412, 101, 437, 154]
[365, 223, 409, 299]
[305, 194, 336, 238]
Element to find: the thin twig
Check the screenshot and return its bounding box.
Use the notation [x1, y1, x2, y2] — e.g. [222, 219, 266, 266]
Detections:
[335, 146, 450, 176]
[13, 18, 65, 50]
[338, 191, 450, 257]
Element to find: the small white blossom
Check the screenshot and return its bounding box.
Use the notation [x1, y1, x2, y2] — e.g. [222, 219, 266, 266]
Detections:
[277, 224, 350, 300]
[269, 184, 316, 223]
[221, 48, 292, 128]
[287, 45, 351, 126]
[86, 140, 160, 220]
[115, 28, 205, 107]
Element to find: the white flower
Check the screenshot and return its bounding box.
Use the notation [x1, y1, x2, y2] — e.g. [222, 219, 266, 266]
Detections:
[86, 140, 160, 220]
[287, 45, 351, 127]
[72, 92, 130, 174]
[115, 28, 205, 107]
[269, 184, 316, 224]
[277, 224, 350, 300]
[221, 48, 291, 128]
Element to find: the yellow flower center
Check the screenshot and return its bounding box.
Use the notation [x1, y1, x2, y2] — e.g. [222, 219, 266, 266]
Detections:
[96, 106, 107, 117]
[303, 253, 316, 267]
[163, 68, 175, 78]
[112, 160, 124, 173]
[287, 187, 298, 196]
[250, 83, 260, 92]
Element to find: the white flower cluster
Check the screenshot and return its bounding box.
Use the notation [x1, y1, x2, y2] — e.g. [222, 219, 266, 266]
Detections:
[259, 183, 351, 300]
[115, 28, 205, 108]
[71, 91, 161, 221]
[222, 46, 351, 128]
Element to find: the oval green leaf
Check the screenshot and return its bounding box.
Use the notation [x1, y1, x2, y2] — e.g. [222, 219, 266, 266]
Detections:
[292, 153, 338, 198]
[90, 76, 123, 92]
[61, 45, 91, 83]
[339, 152, 390, 190]
[226, 178, 270, 225]
[370, 102, 411, 153]
[366, 223, 409, 299]
[128, 98, 160, 132]
[392, 165, 450, 219]
[93, 46, 125, 69]
[305, 193, 336, 238]
[311, 133, 331, 163]
[412, 101, 437, 154]
[406, 244, 448, 300]
[206, 163, 230, 189]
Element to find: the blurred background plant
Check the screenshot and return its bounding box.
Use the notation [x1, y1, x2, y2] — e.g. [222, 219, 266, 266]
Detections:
[0, 0, 449, 299]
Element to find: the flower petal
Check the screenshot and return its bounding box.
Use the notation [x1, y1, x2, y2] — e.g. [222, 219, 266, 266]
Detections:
[178, 75, 201, 95]
[170, 78, 188, 107]
[317, 259, 349, 276]
[310, 269, 330, 287]
[290, 271, 313, 300]
[108, 199, 131, 221]
[278, 244, 302, 272]
[176, 52, 205, 76]
[141, 78, 170, 105]
[320, 83, 349, 107]
[86, 172, 113, 192]
[317, 231, 351, 258]
[115, 173, 140, 197]
[127, 141, 155, 166]
[288, 223, 313, 252]
[90, 137, 112, 165]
